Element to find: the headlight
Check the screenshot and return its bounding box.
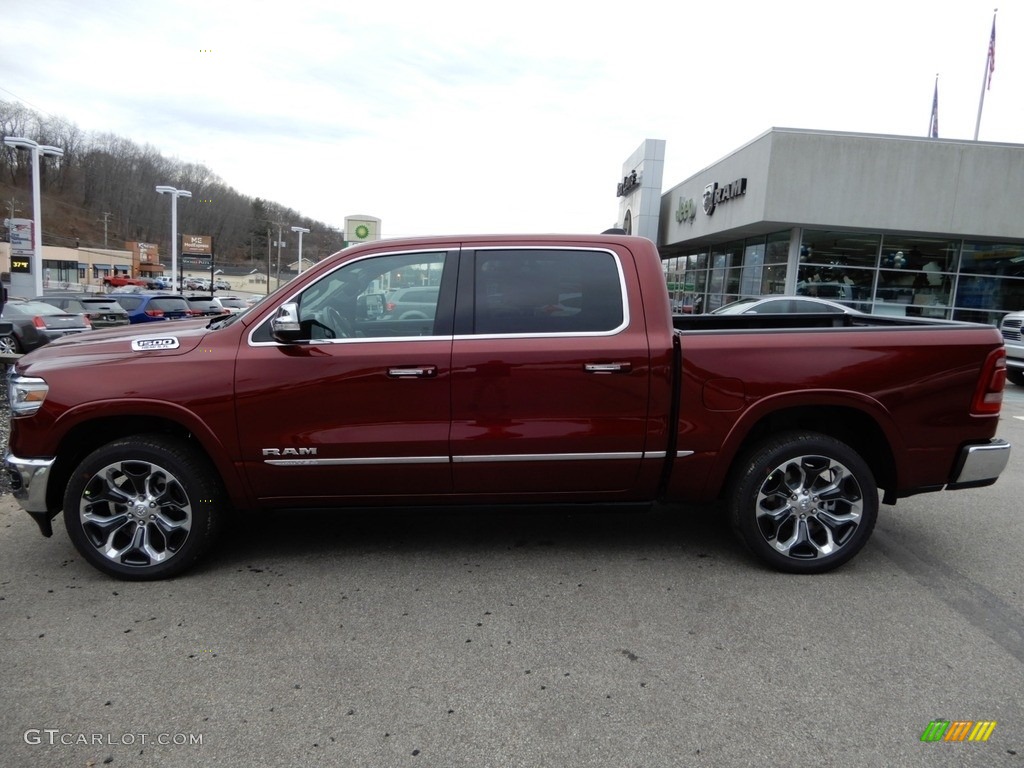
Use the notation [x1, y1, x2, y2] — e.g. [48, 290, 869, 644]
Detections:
[8, 374, 48, 416]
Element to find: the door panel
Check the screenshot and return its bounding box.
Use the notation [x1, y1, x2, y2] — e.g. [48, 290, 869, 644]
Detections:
[236, 341, 453, 502]
[236, 249, 455, 504]
[450, 247, 650, 496]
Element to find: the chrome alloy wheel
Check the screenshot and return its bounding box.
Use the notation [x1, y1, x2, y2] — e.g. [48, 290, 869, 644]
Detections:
[754, 454, 864, 560]
[78, 459, 193, 568]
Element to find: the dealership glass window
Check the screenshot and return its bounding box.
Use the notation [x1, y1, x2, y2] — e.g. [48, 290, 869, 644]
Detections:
[959, 241, 1024, 278]
[800, 230, 881, 270]
[764, 231, 791, 264]
[869, 236, 958, 318]
[680, 250, 709, 313]
[739, 239, 765, 296]
[664, 256, 685, 306]
[875, 269, 951, 318]
[879, 236, 959, 273]
[707, 241, 743, 311]
[736, 232, 791, 296]
[953, 275, 1024, 324]
[796, 264, 874, 311]
[759, 263, 788, 295]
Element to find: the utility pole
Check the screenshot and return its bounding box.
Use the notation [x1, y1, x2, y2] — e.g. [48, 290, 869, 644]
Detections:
[3, 198, 21, 243]
[5, 197, 22, 222]
[98, 211, 113, 248]
[275, 223, 284, 289]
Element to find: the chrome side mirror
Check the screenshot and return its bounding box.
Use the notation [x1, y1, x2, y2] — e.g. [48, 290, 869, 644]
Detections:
[270, 302, 303, 342]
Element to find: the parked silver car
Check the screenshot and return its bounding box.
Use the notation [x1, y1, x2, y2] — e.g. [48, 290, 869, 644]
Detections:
[711, 296, 862, 315]
[1000, 310, 1024, 386]
[34, 295, 130, 329]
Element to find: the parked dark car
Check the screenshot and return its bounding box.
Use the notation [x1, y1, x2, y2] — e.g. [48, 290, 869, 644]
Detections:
[34, 295, 130, 329]
[111, 293, 201, 324]
[0, 298, 92, 354]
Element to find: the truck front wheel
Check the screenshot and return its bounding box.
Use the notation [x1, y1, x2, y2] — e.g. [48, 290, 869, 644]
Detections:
[728, 431, 878, 574]
[63, 435, 226, 580]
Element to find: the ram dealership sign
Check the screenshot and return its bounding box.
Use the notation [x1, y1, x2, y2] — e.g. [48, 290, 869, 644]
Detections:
[702, 178, 747, 216]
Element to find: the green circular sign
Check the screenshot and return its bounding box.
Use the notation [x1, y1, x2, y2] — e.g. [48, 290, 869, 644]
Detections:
[355, 224, 370, 239]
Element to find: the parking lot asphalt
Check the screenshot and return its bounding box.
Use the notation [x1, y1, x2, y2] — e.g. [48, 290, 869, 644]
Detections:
[1, 392, 1024, 768]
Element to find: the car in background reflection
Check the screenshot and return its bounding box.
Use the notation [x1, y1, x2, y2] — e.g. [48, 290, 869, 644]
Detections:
[111, 293, 201, 324]
[215, 296, 248, 314]
[34, 295, 130, 328]
[711, 296, 862, 315]
[381, 286, 440, 320]
[185, 295, 230, 317]
[0, 297, 92, 354]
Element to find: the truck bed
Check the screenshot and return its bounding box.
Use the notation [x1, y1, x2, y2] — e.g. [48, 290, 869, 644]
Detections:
[672, 312, 981, 332]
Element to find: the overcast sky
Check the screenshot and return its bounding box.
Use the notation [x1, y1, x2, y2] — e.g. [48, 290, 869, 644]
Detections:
[2, 0, 1019, 238]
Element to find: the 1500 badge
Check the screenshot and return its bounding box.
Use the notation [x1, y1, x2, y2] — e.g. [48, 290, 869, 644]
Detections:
[131, 337, 180, 351]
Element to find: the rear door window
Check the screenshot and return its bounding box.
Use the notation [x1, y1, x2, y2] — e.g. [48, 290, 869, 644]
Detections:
[471, 249, 625, 335]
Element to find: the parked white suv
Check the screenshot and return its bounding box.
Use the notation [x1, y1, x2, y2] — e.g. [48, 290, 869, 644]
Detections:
[1000, 310, 1024, 386]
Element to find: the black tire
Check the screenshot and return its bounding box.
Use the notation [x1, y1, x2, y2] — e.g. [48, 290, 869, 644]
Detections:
[728, 431, 878, 574]
[1007, 368, 1024, 387]
[63, 435, 227, 580]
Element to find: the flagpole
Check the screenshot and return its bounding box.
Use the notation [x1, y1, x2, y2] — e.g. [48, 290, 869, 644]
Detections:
[929, 74, 939, 138]
[974, 8, 997, 141]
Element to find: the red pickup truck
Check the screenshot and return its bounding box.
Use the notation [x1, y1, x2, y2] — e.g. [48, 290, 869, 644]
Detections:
[4, 234, 1011, 579]
[102, 275, 150, 288]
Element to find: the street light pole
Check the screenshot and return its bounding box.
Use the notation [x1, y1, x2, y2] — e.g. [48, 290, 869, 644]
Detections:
[291, 226, 310, 273]
[4, 137, 64, 297]
[155, 186, 192, 289]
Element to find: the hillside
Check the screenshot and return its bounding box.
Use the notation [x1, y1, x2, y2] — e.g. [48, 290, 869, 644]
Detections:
[1, 100, 344, 266]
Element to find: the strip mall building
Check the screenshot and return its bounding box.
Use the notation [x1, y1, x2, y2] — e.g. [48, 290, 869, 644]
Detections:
[617, 129, 1024, 322]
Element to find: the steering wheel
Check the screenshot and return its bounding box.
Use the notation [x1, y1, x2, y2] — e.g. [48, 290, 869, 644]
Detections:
[324, 306, 350, 338]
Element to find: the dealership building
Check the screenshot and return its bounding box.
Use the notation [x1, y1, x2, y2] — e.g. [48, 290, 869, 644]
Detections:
[617, 129, 1024, 323]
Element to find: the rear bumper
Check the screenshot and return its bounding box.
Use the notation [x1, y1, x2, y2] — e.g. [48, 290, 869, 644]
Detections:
[948, 439, 1011, 489]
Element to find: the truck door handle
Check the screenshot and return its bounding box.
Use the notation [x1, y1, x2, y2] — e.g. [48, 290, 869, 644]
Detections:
[387, 366, 438, 378]
[584, 362, 631, 374]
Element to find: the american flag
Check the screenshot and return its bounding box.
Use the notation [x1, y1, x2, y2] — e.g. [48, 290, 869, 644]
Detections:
[987, 16, 996, 90]
[929, 79, 939, 138]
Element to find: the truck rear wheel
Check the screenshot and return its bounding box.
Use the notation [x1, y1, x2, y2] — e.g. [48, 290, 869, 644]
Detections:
[728, 431, 878, 574]
[63, 435, 226, 580]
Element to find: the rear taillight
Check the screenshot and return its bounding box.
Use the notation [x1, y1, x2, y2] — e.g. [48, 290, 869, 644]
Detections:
[145, 310, 164, 318]
[32, 316, 46, 328]
[386, 302, 395, 312]
[971, 347, 1006, 415]
[83, 316, 92, 327]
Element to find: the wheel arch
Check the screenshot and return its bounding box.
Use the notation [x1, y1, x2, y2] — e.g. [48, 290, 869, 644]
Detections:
[45, 414, 248, 514]
[717, 402, 899, 504]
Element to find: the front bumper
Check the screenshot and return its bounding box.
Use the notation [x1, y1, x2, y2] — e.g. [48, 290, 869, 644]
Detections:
[5, 453, 58, 536]
[948, 439, 1011, 489]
